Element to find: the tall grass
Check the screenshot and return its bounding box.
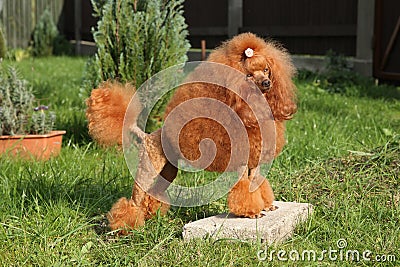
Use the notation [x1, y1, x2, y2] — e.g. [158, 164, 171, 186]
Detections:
[0, 57, 399, 266]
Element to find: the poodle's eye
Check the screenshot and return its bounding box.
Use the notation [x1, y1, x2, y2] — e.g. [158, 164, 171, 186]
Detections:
[264, 68, 269, 73]
[246, 74, 253, 78]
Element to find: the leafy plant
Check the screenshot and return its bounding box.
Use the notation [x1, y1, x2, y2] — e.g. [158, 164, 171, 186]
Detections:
[299, 50, 400, 100]
[85, 0, 190, 89]
[6, 48, 31, 61]
[0, 66, 55, 135]
[31, 9, 59, 57]
[53, 34, 73, 56]
[0, 66, 34, 135]
[31, 105, 56, 134]
[91, 0, 108, 12]
[319, 50, 365, 94]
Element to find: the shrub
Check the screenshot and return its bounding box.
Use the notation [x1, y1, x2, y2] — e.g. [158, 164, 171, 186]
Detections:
[83, 0, 191, 93]
[0, 66, 55, 135]
[6, 49, 31, 61]
[301, 50, 369, 96]
[91, 0, 108, 11]
[31, 9, 59, 57]
[53, 34, 73, 56]
[324, 50, 355, 86]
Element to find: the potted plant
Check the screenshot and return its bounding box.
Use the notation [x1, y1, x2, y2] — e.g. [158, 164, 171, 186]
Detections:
[0, 66, 65, 160]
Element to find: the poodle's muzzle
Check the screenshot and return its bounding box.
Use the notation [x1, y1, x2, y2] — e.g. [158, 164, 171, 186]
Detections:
[261, 80, 271, 91]
[251, 71, 272, 93]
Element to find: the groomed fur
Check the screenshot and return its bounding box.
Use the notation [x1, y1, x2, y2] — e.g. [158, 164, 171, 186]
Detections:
[207, 32, 297, 121]
[107, 193, 170, 234]
[165, 33, 296, 171]
[86, 81, 136, 146]
[228, 168, 275, 218]
[107, 197, 145, 234]
[228, 178, 265, 218]
[86, 33, 297, 232]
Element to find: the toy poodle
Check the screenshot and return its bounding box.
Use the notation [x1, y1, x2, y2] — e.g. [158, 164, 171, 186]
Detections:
[86, 33, 297, 233]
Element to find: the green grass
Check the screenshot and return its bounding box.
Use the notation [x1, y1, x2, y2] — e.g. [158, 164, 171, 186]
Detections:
[0, 57, 399, 266]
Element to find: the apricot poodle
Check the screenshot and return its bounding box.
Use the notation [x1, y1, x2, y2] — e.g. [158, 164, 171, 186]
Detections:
[86, 33, 297, 233]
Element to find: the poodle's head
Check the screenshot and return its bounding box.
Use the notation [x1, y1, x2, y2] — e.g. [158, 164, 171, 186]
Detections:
[211, 33, 297, 121]
[242, 50, 273, 93]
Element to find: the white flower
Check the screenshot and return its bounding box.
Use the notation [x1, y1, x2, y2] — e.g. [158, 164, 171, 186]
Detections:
[244, 48, 254, 58]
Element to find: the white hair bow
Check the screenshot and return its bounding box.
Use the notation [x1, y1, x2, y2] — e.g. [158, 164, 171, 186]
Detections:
[244, 48, 254, 58]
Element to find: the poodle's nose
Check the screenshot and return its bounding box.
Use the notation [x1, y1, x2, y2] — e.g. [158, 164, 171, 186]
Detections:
[261, 80, 271, 88]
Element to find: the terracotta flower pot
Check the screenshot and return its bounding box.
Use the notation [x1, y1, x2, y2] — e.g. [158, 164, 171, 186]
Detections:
[0, 130, 66, 160]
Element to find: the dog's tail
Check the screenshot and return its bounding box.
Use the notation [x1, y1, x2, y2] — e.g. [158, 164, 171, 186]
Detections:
[86, 81, 143, 146]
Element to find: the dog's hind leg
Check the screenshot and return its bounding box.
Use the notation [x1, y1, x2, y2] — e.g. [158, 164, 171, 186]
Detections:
[108, 129, 177, 233]
[144, 161, 177, 218]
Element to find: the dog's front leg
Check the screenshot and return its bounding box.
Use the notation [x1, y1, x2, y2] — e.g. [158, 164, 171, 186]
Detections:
[248, 166, 276, 211]
[227, 165, 264, 218]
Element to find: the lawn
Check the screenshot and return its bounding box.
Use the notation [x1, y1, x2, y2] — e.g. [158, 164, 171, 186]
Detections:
[0, 56, 399, 266]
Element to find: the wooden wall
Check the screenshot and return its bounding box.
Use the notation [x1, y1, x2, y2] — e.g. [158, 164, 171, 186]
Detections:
[185, 0, 358, 56]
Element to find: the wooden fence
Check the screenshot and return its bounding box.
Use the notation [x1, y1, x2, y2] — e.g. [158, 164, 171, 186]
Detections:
[373, 0, 400, 81]
[0, 0, 364, 56]
[3, 0, 397, 80]
[0, 0, 64, 48]
[185, 0, 358, 56]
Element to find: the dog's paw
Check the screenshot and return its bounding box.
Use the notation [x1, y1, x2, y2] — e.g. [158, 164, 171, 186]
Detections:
[268, 205, 278, 211]
[258, 178, 275, 211]
[247, 212, 264, 219]
[263, 205, 278, 212]
[107, 197, 145, 234]
[228, 179, 264, 218]
[143, 193, 170, 219]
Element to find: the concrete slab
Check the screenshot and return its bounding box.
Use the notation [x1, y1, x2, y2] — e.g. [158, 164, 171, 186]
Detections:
[182, 201, 313, 244]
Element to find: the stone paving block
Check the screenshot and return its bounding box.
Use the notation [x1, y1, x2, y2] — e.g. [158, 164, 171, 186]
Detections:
[182, 201, 313, 244]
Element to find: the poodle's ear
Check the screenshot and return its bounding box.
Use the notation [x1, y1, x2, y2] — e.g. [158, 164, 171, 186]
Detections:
[266, 50, 297, 121]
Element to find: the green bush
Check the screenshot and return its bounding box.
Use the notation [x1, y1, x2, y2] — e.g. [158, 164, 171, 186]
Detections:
[91, 0, 108, 11]
[83, 0, 191, 93]
[31, 9, 59, 57]
[53, 34, 73, 56]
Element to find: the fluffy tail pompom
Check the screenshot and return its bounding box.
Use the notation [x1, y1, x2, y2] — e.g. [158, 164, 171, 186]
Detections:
[86, 81, 138, 146]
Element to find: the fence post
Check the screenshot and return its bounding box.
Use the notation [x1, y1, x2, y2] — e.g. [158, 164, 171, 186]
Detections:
[31, 0, 36, 25]
[355, 0, 374, 76]
[201, 40, 206, 60]
[74, 0, 82, 55]
[228, 0, 242, 37]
